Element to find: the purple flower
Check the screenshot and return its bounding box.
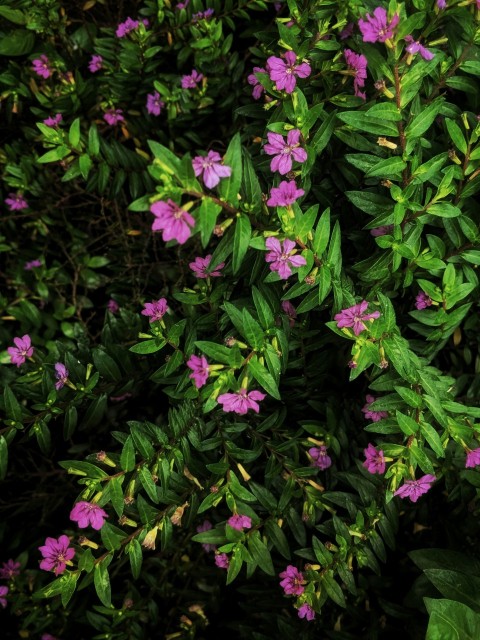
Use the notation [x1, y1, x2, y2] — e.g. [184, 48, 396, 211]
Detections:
[227, 514, 252, 531]
[465, 448, 480, 468]
[176, 0, 190, 8]
[70, 501, 108, 530]
[107, 299, 119, 313]
[116, 17, 141, 38]
[394, 474, 436, 503]
[363, 443, 386, 474]
[264, 129, 307, 175]
[54, 363, 69, 390]
[24, 259, 42, 270]
[32, 55, 52, 79]
[43, 113, 62, 127]
[358, 7, 399, 43]
[247, 66, 267, 100]
[193, 9, 214, 21]
[265, 237, 307, 280]
[281, 300, 297, 327]
[192, 150, 232, 189]
[217, 388, 266, 414]
[309, 446, 332, 470]
[437, 0, 447, 8]
[88, 55, 103, 73]
[267, 180, 305, 207]
[340, 22, 354, 39]
[267, 51, 311, 94]
[103, 108, 124, 126]
[405, 36, 434, 61]
[141, 298, 168, 322]
[39, 535, 75, 575]
[7, 335, 34, 367]
[215, 552, 229, 569]
[189, 255, 225, 278]
[181, 70, 203, 89]
[0, 559, 21, 580]
[362, 395, 388, 422]
[334, 300, 381, 335]
[415, 291, 432, 310]
[197, 520, 216, 552]
[187, 354, 209, 388]
[41, 635, 60, 640]
[344, 49, 368, 100]
[298, 603, 315, 621]
[5, 193, 28, 211]
[0, 586, 8, 609]
[150, 199, 195, 244]
[370, 224, 393, 237]
[279, 565, 305, 596]
[146, 91, 165, 116]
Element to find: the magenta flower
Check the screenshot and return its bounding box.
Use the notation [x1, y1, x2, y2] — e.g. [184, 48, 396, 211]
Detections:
[227, 514, 252, 531]
[41, 635, 60, 640]
[0, 586, 8, 608]
[146, 91, 165, 116]
[181, 69, 203, 89]
[116, 17, 142, 38]
[267, 180, 305, 207]
[24, 259, 42, 270]
[247, 66, 266, 100]
[309, 446, 332, 470]
[88, 54, 103, 73]
[103, 108, 124, 126]
[344, 49, 368, 100]
[141, 298, 168, 322]
[107, 299, 119, 313]
[298, 603, 315, 621]
[193, 9, 214, 22]
[334, 300, 381, 335]
[437, 0, 447, 7]
[362, 395, 388, 422]
[7, 335, 34, 367]
[32, 55, 52, 79]
[43, 113, 62, 127]
[70, 501, 108, 530]
[217, 388, 266, 414]
[0, 559, 21, 580]
[192, 150, 232, 189]
[215, 552, 229, 569]
[265, 237, 307, 280]
[197, 520, 216, 552]
[5, 193, 28, 211]
[150, 199, 195, 244]
[189, 255, 225, 278]
[267, 51, 311, 94]
[370, 224, 393, 237]
[405, 36, 434, 61]
[187, 354, 209, 388]
[363, 443, 386, 474]
[264, 129, 307, 175]
[279, 565, 305, 596]
[415, 291, 432, 310]
[358, 7, 399, 43]
[394, 474, 436, 503]
[340, 22, 354, 39]
[54, 363, 69, 390]
[465, 448, 480, 468]
[281, 300, 297, 327]
[39, 535, 75, 575]
[176, 0, 190, 8]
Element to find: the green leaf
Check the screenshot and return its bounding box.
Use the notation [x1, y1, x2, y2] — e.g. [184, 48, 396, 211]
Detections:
[405, 99, 444, 140]
[248, 355, 280, 400]
[88, 124, 100, 157]
[0, 29, 34, 55]
[68, 118, 81, 149]
[445, 119, 467, 155]
[322, 571, 346, 607]
[394, 386, 422, 409]
[248, 481, 277, 511]
[120, 436, 136, 472]
[295, 204, 318, 241]
[0, 7, 26, 23]
[311, 110, 337, 154]
[94, 558, 112, 607]
[247, 531, 275, 575]
[337, 112, 398, 137]
[242, 309, 265, 350]
[92, 349, 121, 381]
[4, 385, 22, 422]
[58, 460, 108, 478]
[129, 339, 166, 354]
[148, 140, 181, 175]
[138, 465, 159, 503]
[195, 340, 243, 367]
[395, 410, 419, 436]
[420, 422, 444, 458]
[410, 443, 435, 475]
[233, 214, 251, 274]
[241, 149, 262, 213]
[426, 203, 461, 218]
[264, 520, 290, 560]
[199, 199, 221, 248]
[423, 569, 480, 614]
[101, 522, 126, 551]
[218, 132, 242, 205]
[251, 287, 275, 329]
[37, 146, 71, 163]
[326, 220, 342, 277]
[226, 544, 244, 584]
[313, 207, 330, 256]
[365, 157, 406, 179]
[128, 539, 143, 579]
[0, 435, 8, 480]
[425, 598, 480, 640]
[109, 476, 125, 518]
[129, 422, 156, 460]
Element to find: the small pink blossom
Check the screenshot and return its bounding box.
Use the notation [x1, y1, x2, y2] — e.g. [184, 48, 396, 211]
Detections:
[5, 193, 28, 211]
[265, 237, 306, 280]
[362, 395, 388, 422]
[32, 55, 52, 79]
[281, 300, 297, 327]
[197, 520, 216, 552]
[358, 7, 399, 43]
[267, 51, 311, 94]
[465, 448, 480, 468]
[103, 108, 124, 126]
[370, 225, 393, 237]
[334, 300, 380, 335]
[363, 443, 386, 474]
[217, 388, 266, 414]
[309, 446, 332, 470]
[146, 91, 165, 116]
[116, 17, 147, 38]
[181, 69, 203, 89]
[192, 150, 232, 189]
[394, 474, 436, 503]
[193, 9, 215, 21]
[43, 113, 62, 127]
[264, 129, 307, 175]
[0, 586, 8, 608]
[70, 501, 108, 530]
[437, 0, 447, 7]
[279, 565, 305, 596]
[189, 255, 225, 278]
[107, 299, 119, 313]
[267, 180, 305, 207]
[141, 298, 168, 322]
[404, 36, 434, 61]
[415, 291, 432, 310]
[54, 363, 69, 390]
[187, 354, 209, 388]
[227, 514, 252, 531]
[7, 334, 34, 367]
[24, 259, 42, 270]
[88, 55, 103, 73]
[39, 535, 75, 575]
[344, 49, 368, 100]
[298, 603, 315, 621]
[0, 559, 21, 580]
[150, 199, 195, 244]
[247, 66, 266, 100]
[215, 552, 229, 569]
[176, 0, 190, 8]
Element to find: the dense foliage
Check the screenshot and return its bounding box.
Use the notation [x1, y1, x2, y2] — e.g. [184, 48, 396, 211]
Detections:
[1, 0, 480, 638]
